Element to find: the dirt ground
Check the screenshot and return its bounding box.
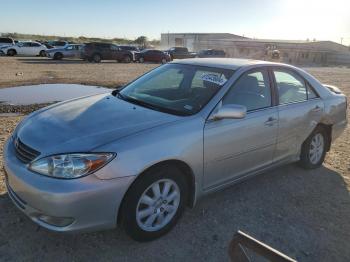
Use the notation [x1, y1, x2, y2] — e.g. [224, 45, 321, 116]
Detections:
[0, 58, 349, 261]
[0, 57, 157, 88]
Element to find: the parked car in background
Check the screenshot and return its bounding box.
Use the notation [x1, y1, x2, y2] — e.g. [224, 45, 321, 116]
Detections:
[119, 45, 140, 52]
[82, 42, 133, 63]
[0, 41, 47, 56]
[4, 58, 347, 241]
[119, 45, 140, 61]
[166, 47, 197, 60]
[0, 37, 15, 47]
[46, 44, 84, 60]
[135, 49, 170, 63]
[197, 49, 226, 58]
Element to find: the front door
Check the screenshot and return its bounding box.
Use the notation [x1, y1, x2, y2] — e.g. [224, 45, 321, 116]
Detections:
[17, 42, 31, 55]
[203, 68, 278, 190]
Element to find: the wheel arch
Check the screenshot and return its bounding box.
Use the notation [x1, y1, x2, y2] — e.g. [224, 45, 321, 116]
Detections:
[315, 122, 332, 151]
[7, 48, 17, 55]
[117, 159, 196, 225]
[54, 52, 63, 58]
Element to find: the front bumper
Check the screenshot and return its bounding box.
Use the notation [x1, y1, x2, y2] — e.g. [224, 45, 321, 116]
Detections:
[3, 137, 135, 233]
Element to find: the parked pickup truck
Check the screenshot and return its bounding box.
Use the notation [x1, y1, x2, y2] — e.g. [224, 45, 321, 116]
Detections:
[165, 47, 197, 60]
[82, 42, 134, 63]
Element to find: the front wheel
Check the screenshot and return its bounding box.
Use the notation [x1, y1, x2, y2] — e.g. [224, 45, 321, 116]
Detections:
[39, 50, 46, 57]
[123, 55, 131, 63]
[93, 53, 101, 63]
[7, 49, 16, 56]
[121, 165, 188, 242]
[139, 57, 144, 63]
[299, 126, 328, 169]
[54, 52, 63, 60]
[161, 58, 167, 64]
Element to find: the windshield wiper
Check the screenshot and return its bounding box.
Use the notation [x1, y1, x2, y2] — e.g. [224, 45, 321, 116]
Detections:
[118, 94, 162, 111]
[116, 92, 191, 116]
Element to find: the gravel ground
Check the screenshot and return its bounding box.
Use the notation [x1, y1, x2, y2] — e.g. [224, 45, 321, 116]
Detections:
[0, 65, 349, 261]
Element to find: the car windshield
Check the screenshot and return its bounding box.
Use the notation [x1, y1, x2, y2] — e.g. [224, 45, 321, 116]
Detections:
[119, 64, 234, 116]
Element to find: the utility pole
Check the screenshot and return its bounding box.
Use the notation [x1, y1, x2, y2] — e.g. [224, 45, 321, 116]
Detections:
[341, 37, 343, 45]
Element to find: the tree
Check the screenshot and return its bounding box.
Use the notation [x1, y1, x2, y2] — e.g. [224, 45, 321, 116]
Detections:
[134, 36, 148, 48]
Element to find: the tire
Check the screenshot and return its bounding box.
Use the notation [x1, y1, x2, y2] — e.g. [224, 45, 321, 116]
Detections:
[161, 58, 167, 64]
[7, 49, 16, 56]
[299, 126, 329, 169]
[39, 50, 46, 57]
[139, 57, 144, 63]
[121, 165, 188, 242]
[93, 53, 101, 63]
[123, 55, 131, 63]
[54, 52, 63, 60]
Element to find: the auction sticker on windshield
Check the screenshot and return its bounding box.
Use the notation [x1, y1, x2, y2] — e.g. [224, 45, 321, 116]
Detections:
[201, 73, 227, 86]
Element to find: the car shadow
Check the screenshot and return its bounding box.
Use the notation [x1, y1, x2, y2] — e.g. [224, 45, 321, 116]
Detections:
[0, 164, 349, 261]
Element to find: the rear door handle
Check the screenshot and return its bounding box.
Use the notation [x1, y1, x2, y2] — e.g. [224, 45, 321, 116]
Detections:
[264, 117, 277, 126]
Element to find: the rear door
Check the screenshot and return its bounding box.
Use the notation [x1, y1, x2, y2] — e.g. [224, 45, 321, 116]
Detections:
[73, 45, 82, 57]
[64, 45, 74, 57]
[203, 68, 278, 189]
[111, 45, 122, 60]
[271, 67, 323, 162]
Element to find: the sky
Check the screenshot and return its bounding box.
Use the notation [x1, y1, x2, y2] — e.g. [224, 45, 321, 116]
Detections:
[1, 0, 349, 45]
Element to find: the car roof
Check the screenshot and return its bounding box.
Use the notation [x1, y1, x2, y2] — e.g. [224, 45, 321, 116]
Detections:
[172, 58, 278, 70]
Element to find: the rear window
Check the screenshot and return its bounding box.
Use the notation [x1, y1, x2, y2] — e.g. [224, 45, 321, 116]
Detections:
[177, 47, 187, 52]
[215, 50, 225, 55]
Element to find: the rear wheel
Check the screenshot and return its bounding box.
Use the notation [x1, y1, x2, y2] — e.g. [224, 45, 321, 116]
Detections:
[139, 57, 144, 63]
[93, 53, 101, 63]
[299, 126, 328, 169]
[161, 58, 167, 64]
[39, 50, 46, 57]
[121, 165, 188, 242]
[7, 49, 16, 56]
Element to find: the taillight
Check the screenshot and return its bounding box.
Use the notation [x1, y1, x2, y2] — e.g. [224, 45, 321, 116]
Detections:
[323, 84, 342, 94]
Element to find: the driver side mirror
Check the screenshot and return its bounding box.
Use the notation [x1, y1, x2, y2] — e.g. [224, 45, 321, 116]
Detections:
[210, 104, 247, 121]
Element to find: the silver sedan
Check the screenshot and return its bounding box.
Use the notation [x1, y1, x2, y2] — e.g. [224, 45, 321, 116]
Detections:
[46, 44, 83, 60]
[3, 59, 347, 241]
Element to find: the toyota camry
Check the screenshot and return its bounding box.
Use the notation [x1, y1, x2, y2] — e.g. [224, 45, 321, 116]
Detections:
[3, 58, 347, 241]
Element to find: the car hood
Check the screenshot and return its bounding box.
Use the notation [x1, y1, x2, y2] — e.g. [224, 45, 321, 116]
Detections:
[17, 93, 180, 155]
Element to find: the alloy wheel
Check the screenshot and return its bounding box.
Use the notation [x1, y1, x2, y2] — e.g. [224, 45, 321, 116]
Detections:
[136, 179, 180, 232]
[309, 133, 324, 164]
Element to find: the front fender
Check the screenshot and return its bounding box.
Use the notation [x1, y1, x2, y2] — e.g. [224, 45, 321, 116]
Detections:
[93, 117, 204, 181]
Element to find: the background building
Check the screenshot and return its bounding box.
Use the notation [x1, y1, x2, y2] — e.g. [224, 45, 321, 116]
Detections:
[160, 33, 350, 65]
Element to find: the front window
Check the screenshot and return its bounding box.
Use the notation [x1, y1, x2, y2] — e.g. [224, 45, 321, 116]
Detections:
[223, 69, 272, 111]
[119, 64, 234, 115]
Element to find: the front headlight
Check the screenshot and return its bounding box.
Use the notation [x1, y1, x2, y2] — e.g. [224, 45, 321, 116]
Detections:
[28, 153, 115, 179]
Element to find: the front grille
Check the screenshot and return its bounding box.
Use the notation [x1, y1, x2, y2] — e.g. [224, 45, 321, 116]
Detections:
[14, 137, 40, 163]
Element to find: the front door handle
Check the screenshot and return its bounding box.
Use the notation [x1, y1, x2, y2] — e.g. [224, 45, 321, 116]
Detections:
[264, 117, 277, 126]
